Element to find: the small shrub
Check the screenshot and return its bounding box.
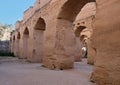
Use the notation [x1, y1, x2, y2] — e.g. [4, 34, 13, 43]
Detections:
[0, 52, 14, 57]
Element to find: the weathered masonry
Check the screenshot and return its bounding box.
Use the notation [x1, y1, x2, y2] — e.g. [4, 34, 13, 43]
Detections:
[10, 0, 120, 85]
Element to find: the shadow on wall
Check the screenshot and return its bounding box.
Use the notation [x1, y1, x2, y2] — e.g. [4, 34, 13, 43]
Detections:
[0, 40, 14, 56]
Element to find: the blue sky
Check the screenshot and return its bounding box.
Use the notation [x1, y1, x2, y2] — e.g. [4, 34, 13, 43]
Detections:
[0, 0, 35, 26]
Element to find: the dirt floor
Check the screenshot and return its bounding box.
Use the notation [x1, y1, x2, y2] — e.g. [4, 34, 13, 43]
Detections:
[0, 57, 96, 85]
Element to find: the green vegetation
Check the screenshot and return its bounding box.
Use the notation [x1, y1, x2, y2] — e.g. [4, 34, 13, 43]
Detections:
[0, 52, 14, 57]
[0, 22, 14, 57]
[0, 22, 14, 40]
[2, 24, 14, 29]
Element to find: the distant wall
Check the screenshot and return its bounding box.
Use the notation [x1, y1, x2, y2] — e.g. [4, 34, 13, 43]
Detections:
[0, 40, 10, 53]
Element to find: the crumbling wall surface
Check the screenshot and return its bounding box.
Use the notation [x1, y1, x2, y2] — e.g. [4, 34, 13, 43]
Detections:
[43, 0, 96, 69]
[91, 0, 120, 85]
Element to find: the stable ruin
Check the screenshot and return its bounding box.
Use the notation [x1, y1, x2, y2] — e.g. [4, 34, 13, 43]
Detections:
[10, 0, 120, 85]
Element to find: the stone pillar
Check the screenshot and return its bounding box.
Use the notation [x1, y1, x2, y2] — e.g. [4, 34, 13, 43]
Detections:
[19, 38, 23, 59]
[22, 35, 28, 59]
[32, 31, 44, 63]
[14, 39, 19, 57]
[13, 40, 16, 56]
[74, 37, 83, 61]
[52, 19, 76, 69]
[43, 19, 77, 69]
[11, 39, 14, 53]
[87, 39, 96, 65]
[16, 39, 20, 57]
[46, 19, 82, 69]
[91, 0, 120, 85]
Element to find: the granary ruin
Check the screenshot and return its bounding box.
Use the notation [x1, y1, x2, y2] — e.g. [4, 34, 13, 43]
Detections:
[10, 0, 120, 85]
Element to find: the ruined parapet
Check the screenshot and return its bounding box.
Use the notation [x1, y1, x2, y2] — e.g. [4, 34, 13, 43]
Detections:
[23, 0, 51, 24]
[23, 6, 34, 23]
[34, 0, 50, 10]
[15, 20, 21, 30]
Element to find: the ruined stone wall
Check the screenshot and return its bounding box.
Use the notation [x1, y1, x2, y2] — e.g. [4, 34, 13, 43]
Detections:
[23, 0, 51, 24]
[23, 6, 34, 23]
[39, 0, 51, 8]
[91, 0, 120, 85]
[12, 0, 97, 68]
[15, 21, 21, 30]
[12, 0, 65, 62]
[11, 0, 120, 85]
[73, 2, 96, 63]
[73, 16, 95, 63]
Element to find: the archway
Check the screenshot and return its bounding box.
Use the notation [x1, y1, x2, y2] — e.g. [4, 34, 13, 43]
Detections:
[54, 0, 96, 69]
[23, 27, 29, 59]
[33, 17, 46, 62]
[10, 37, 12, 53]
[74, 26, 86, 38]
[74, 26, 87, 61]
[17, 32, 21, 39]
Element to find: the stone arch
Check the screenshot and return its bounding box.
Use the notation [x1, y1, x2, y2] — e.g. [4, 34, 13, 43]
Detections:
[32, 17, 46, 62]
[74, 26, 86, 37]
[80, 35, 87, 42]
[13, 35, 15, 41]
[34, 17, 46, 30]
[10, 37, 12, 42]
[52, 0, 96, 69]
[58, 0, 96, 22]
[22, 27, 29, 59]
[12, 35, 15, 54]
[17, 32, 21, 39]
[73, 26, 87, 61]
[23, 27, 29, 35]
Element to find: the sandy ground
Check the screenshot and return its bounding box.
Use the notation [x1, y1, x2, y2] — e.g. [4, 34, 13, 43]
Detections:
[0, 57, 96, 85]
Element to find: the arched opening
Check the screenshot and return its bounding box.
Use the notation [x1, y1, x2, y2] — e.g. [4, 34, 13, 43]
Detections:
[80, 34, 88, 59]
[33, 17, 46, 62]
[58, 0, 95, 22]
[74, 26, 87, 61]
[74, 2, 96, 63]
[17, 32, 21, 39]
[24, 27, 29, 35]
[80, 35, 87, 42]
[16, 32, 21, 57]
[34, 17, 46, 30]
[13, 36, 15, 41]
[74, 26, 86, 37]
[53, 0, 96, 69]
[23, 27, 29, 59]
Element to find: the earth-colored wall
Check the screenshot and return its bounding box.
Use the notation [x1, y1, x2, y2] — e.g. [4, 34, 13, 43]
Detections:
[73, 16, 96, 64]
[91, 0, 120, 85]
[11, 0, 97, 68]
[12, 0, 92, 68]
[11, 0, 120, 85]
